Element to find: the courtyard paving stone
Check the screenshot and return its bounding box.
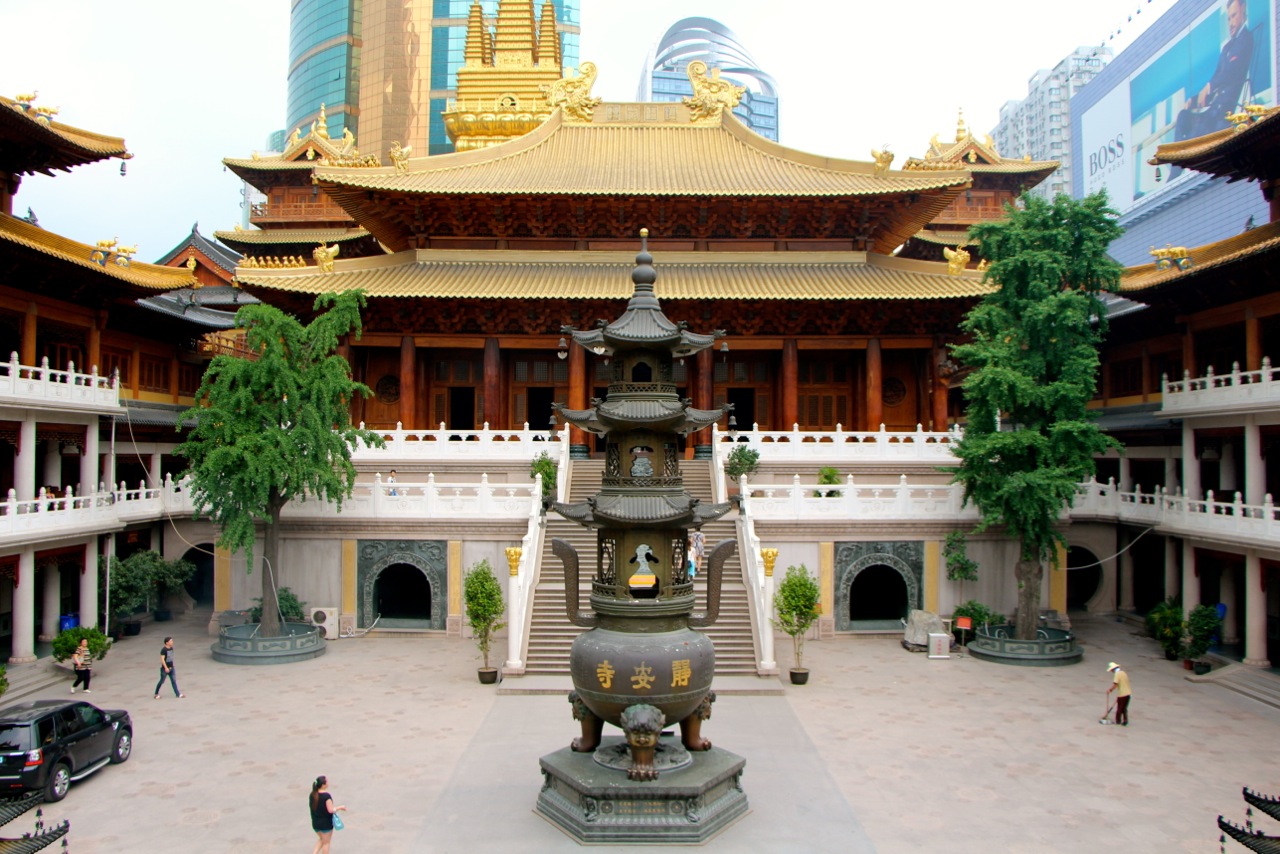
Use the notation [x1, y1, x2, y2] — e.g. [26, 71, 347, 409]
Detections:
[19, 613, 1279, 852]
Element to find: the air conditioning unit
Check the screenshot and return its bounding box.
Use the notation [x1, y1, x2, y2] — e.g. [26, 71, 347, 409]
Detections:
[338, 614, 355, 638]
[310, 607, 338, 640]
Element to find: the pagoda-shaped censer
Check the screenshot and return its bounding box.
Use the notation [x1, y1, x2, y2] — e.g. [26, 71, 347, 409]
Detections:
[535, 231, 749, 844]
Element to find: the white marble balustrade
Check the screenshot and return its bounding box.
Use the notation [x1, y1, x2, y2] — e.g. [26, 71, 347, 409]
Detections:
[712, 423, 962, 464]
[743, 474, 980, 522]
[1162, 359, 1280, 416]
[351, 422, 568, 462]
[0, 355, 120, 413]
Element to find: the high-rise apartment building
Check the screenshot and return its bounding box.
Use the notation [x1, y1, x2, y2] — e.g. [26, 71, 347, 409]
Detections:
[636, 17, 778, 142]
[991, 46, 1112, 200]
[285, 1, 581, 160]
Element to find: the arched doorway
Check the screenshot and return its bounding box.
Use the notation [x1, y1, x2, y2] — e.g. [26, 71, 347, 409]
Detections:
[374, 563, 432, 625]
[849, 565, 908, 622]
[1067, 546, 1101, 611]
[182, 544, 215, 606]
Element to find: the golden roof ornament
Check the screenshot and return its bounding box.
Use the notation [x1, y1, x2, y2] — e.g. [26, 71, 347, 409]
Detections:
[683, 60, 745, 125]
[943, 245, 970, 275]
[389, 141, 412, 174]
[967, 149, 977, 163]
[956, 108, 968, 143]
[185, 254, 197, 272]
[113, 244, 137, 268]
[289, 127, 302, 148]
[32, 105, 59, 126]
[541, 62, 602, 123]
[871, 145, 894, 178]
[1150, 244, 1193, 271]
[14, 92, 37, 106]
[313, 242, 340, 273]
[977, 258, 991, 273]
[316, 103, 330, 140]
[1228, 103, 1271, 131]
[341, 127, 356, 154]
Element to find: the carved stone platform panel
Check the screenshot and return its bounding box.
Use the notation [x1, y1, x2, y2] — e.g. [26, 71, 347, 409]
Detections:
[356, 540, 447, 629]
[834, 541, 923, 631]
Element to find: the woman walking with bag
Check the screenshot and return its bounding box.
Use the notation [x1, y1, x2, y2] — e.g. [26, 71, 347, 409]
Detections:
[309, 775, 347, 854]
[70, 638, 92, 694]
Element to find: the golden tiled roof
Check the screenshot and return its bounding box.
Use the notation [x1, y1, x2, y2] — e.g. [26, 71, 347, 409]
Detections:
[0, 95, 131, 173]
[906, 229, 976, 247]
[313, 108, 970, 197]
[0, 213, 193, 290]
[233, 249, 993, 300]
[213, 227, 372, 246]
[1148, 106, 1280, 164]
[1119, 219, 1280, 292]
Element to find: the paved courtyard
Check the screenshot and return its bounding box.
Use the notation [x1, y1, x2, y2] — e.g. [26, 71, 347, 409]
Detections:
[18, 613, 1279, 853]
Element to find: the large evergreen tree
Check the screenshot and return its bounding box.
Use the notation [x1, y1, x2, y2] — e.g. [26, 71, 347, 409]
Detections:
[951, 192, 1123, 639]
[176, 291, 381, 637]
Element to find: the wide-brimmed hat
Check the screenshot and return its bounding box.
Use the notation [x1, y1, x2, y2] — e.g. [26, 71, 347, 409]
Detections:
[1107, 662, 1120, 671]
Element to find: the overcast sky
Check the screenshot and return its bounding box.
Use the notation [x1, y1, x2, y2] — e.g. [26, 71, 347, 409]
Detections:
[0, 0, 1171, 260]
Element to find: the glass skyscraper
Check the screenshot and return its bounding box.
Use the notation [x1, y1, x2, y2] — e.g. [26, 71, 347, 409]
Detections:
[287, 0, 362, 141]
[637, 17, 778, 142]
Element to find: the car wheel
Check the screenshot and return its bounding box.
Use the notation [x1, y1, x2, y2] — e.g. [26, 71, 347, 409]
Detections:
[44, 763, 70, 802]
[110, 729, 132, 764]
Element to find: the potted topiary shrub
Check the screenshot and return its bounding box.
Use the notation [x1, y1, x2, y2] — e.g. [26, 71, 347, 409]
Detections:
[104, 552, 156, 637]
[1184, 603, 1223, 674]
[1145, 596, 1185, 661]
[464, 559, 506, 684]
[52, 626, 111, 666]
[774, 564, 821, 684]
[813, 466, 842, 497]
[530, 451, 558, 503]
[724, 444, 760, 491]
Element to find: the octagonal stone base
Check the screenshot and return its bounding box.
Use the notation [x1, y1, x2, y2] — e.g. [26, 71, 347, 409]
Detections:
[537, 736, 749, 844]
[211, 622, 326, 665]
[967, 625, 1083, 667]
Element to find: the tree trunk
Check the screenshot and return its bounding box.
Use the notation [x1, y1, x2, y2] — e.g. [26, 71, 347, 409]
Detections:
[1014, 558, 1043, 640]
[259, 497, 285, 638]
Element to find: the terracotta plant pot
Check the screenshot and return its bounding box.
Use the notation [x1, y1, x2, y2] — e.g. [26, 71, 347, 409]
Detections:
[1182, 659, 1193, 670]
[477, 668, 499, 684]
[789, 668, 810, 685]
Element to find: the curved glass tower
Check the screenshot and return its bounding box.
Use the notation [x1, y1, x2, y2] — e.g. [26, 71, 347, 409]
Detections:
[287, 0, 362, 141]
[637, 17, 778, 141]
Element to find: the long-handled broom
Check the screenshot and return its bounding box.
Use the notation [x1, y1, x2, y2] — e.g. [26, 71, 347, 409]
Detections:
[1099, 692, 1116, 725]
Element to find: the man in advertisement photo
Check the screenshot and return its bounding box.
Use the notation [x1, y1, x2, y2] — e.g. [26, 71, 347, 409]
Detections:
[1175, 0, 1256, 140]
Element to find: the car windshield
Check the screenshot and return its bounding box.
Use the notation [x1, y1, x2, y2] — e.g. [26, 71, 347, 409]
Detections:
[0, 726, 30, 752]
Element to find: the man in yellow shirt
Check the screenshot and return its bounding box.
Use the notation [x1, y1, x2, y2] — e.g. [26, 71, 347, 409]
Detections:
[1107, 662, 1131, 726]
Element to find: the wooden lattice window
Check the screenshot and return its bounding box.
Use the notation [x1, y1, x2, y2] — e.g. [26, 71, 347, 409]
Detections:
[102, 349, 131, 387]
[139, 356, 169, 393]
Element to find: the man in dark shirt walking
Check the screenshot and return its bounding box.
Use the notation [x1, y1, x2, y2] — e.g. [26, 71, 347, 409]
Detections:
[154, 637, 185, 699]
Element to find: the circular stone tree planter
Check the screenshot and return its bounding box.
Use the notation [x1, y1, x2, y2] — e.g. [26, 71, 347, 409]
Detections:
[966, 625, 1082, 667]
[211, 622, 326, 665]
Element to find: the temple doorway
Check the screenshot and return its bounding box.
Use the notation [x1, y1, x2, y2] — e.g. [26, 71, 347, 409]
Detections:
[1067, 546, 1101, 611]
[527, 387, 555, 433]
[448, 387, 476, 431]
[373, 563, 433, 627]
[727, 389, 755, 431]
[848, 564, 909, 625]
[181, 544, 215, 606]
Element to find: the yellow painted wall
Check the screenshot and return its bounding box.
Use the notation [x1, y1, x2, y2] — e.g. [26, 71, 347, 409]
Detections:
[213, 546, 232, 611]
[449, 540, 462, 617]
[819, 542, 834, 617]
[341, 540, 357, 614]
[1050, 543, 1068, 613]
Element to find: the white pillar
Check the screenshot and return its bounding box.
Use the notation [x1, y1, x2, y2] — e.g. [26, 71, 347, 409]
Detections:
[1181, 423, 1201, 500]
[1220, 441, 1237, 493]
[1244, 552, 1270, 666]
[1118, 531, 1134, 612]
[1118, 456, 1133, 492]
[41, 441, 61, 493]
[15, 419, 35, 501]
[79, 426, 99, 499]
[1220, 566, 1239, 645]
[1164, 454, 1180, 494]
[38, 562, 60, 641]
[1165, 537, 1179, 601]
[1244, 419, 1265, 506]
[147, 452, 162, 490]
[1182, 540, 1199, 614]
[9, 550, 36, 663]
[79, 537, 97, 632]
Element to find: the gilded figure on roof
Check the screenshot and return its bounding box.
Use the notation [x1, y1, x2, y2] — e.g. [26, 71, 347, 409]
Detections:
[943, 245, 970, 275]
[389, 141, 412, 174]
[871, 146, 894, 178]
[683, 60, 745, 125]
[313, 243, 340, 273]
[541, 62, 603, 123]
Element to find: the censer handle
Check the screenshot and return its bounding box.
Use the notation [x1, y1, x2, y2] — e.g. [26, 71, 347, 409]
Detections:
[688, 538, 736, 628]
[552, 538, 599, 628]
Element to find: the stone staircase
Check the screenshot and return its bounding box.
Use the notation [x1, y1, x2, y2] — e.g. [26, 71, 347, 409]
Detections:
[523, 459, 758, 675]
[1190, 662, 1280, 710]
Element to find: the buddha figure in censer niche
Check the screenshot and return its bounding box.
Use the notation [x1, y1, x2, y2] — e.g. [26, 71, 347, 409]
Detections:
[548, 230, 737, 781]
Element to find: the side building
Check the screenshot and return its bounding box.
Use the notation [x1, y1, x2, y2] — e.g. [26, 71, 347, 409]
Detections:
[990, 45, 1112, 200]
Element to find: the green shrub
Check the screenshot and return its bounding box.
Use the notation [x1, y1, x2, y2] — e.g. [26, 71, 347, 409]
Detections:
[0, 667, 8, 700]
[249, 587, 308, 623]
[814, 466, 842, 497]
[1184, 603, 1223, 660]
[154, 557, 196, 597]
[724, 445, 760, 481]
[952, 600, 1006, 631]
[52, 627, 111, 663]
[774, 564, 821, 670]
[530, 451, 558, 499]
[1145, 596, 1185, 658]
[464, 559, 506, 670]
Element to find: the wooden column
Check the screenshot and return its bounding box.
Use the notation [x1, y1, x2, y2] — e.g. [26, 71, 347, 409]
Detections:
[399, 336, 416, 428]
[483, 337, 501, 428]
[129, 345, 140, 400]
[865, 338, 883, 431]
[1182, 327, 1196, 376]
[87, 311, 104, 374]
[569, 342, 587, 455]
[781, 339, 798, 430]
[931, 345, 949, 431]
[21, 303, 36, 366]
[1245, 308, 1262, 371]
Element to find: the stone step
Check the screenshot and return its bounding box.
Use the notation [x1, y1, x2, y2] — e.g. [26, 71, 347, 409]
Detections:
[1188, 663, 1280, 710]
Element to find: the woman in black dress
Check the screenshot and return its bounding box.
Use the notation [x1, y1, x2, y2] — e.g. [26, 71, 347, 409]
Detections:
[309, 775, 346, 853]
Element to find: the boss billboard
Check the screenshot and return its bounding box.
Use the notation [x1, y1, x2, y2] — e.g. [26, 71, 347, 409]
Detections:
[1080, 0, 1274, 214]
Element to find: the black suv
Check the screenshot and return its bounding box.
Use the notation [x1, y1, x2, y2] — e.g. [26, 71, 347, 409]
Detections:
[0, 700, 132, 802]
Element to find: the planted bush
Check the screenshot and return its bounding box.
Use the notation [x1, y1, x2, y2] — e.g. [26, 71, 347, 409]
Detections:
[464, 559, 506, 670]
[952, 600, 1005, 631]
[249, 587, 308, 623]
[774, 564, 821, 670]
[52, 627, 111, 664]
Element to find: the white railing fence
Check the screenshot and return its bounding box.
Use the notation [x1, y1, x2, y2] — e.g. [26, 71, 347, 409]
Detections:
[506, 473, 546, 674]
[711, 422, 962, 463]
[352, 421, 567, 463]
[736, 476, 776, 675]
[1161, 359, 1280, 413]
[0, 354, 119, 410]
